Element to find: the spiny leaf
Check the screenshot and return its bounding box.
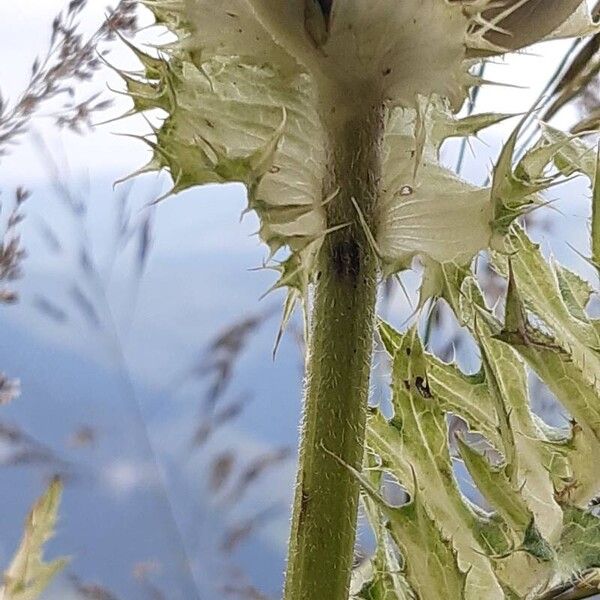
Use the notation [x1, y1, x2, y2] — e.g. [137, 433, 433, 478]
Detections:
[500, 232, 600, 435]
[1, 478, 67, 600]
[593, 149, 600, 266]
[555, 265, 594, 322]
[352, 464, 415, 600]
[491, 120, 560, 237]
[428, 356, 500, 447]
[522, 520, 555, 563]
[468, 299, 562, 544]
[370, 326, 506, 599]
[558, 506, 600, 575]
[541, 124, 596, 179]
[418, 259, 470, 316]
[384, 488, 468, 600]
[443, 112, 518, 139]
[457, 436, 533, 536]
[497, 262, 600, 506]
[365, 459, 414, 597]
[355, 455, 469, 600]
[503, 228, 600, 392]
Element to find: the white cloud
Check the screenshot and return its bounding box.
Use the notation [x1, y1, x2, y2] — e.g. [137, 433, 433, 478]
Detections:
[102, 458, 160, 498]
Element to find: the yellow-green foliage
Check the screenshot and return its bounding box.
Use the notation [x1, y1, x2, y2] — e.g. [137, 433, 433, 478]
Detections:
[1, 479, 66, 600]
[358, 219, 600, 598]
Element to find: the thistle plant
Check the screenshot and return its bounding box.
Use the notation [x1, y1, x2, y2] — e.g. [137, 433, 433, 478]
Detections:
[119, 2, 600, 599]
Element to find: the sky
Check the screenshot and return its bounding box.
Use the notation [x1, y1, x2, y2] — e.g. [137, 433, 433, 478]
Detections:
[0, 2, 599, 599]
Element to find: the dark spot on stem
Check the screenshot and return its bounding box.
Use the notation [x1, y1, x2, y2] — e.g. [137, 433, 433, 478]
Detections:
[298, 487, 310, 530]
[316, 0, 333, 17]
[331, 239, 360, 283]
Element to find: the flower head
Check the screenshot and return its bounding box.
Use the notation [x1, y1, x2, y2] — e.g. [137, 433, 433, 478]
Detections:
[122, 0, 595, 318]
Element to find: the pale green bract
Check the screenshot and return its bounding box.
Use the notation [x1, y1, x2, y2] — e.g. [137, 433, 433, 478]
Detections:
[120, 2, 600, 599]
[123, 0, 596, 326]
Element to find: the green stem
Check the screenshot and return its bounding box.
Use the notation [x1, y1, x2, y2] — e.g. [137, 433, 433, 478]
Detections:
[284, 95, 384, 600]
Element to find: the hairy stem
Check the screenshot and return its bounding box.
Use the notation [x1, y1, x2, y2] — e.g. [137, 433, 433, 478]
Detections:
[283, 94, 384, 600]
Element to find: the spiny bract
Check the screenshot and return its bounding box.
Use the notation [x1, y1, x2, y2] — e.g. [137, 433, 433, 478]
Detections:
[121, 0, 594, 325]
